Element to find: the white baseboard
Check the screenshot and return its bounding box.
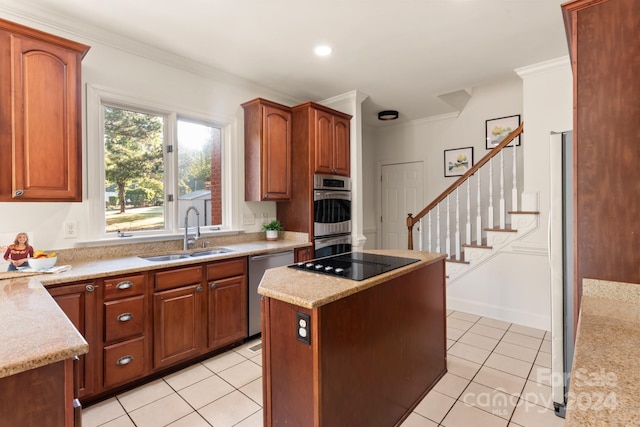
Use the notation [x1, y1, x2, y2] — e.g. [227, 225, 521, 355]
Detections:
[447, 296, 550, 331]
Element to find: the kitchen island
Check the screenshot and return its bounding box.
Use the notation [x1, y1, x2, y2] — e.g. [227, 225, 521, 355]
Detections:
[259, 249, 447, 427]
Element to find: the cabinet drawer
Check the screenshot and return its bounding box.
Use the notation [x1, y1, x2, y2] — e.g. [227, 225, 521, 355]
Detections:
[104, 296, 144, 343]
[103, 337, 145, 389]
[155, 266, 202, 291]
[104, 274, 145, 301]
[207, 258, 246, 281]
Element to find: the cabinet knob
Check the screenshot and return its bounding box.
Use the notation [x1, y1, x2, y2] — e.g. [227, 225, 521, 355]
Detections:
[117, 312, 133, 322]
[116, 355, 133, 366]
[210, 282, 217, 290]
[14, 189, 24, 197]
[86, 284, 95, 292]
[264, 193, 269, 199]
[115, 281, 133, 290]
[196, 286, 203, 292]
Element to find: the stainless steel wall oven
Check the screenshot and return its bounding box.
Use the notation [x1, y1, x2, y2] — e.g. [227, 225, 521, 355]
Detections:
[313, 174, 352, 256]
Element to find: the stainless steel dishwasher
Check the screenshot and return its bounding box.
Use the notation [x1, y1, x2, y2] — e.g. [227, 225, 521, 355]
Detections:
[248, 250, 294, 337]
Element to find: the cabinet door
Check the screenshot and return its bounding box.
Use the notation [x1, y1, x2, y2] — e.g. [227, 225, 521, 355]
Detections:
[49, 282, 99, 399]
[261, 104, 292, 200]
[332, 115, 350, 176]
[207, 275, 247, 349]
[314, 109, 334, 175]
[153, 285, 204, 369]
[294, 247, 313, 263]
[2, 33, 84, 201]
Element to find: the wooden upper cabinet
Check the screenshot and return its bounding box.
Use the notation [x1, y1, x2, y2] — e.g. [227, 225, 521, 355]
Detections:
[0, 18, 90, 202]
[298, 102, 351, 177]
[242, 98, 292, 201]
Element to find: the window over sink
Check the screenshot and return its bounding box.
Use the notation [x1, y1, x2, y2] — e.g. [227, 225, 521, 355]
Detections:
[87, 85, 224, 239]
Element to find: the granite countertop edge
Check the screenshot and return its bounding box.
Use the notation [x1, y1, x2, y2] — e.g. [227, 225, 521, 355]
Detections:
[564, 278, 640, 427]
[258, 250, 446, 309]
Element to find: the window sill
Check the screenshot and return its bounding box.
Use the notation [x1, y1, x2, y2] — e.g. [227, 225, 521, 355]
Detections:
[74, 228, 245, 248]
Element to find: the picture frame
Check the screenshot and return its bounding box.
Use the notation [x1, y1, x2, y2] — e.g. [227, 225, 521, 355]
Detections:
[485, 114, 521, 149]
[444, 147, 474, 177]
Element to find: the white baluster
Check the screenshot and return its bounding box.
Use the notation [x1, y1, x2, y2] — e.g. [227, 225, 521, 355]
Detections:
[500, 150, 506, 228]
[466, 180, 471, 245]
[476, 172, 482, 244]
[436, 204, 441, 253]
[455, 188, 461, 260]
[512, 144, 518, 211]
[427, 211, 432, 252]
[488, 158, 494, 229]
[445, 195, 451, 257]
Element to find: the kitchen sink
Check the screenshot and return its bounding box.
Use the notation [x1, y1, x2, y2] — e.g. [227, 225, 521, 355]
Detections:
[140, 254, 191, 262]
[189, 248, 233, 257]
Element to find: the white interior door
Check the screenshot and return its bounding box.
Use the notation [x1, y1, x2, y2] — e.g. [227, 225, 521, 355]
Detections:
[381, 162, 424, 249]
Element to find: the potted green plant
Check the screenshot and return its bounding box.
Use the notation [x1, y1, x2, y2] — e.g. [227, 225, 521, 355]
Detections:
[262, 220, 283, 241]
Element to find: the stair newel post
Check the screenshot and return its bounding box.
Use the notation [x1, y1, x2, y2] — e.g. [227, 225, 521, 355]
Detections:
[406, 213, 414, 250]
[499, 149, 506, 228]
[446, 195, 451, 257]
[476, 172, 482, 244]
[427, 211, 432, 252]
[466, 179, 471, 245]
[488, 158, 494, 229]
[512, 143, 518, 211]
[455, 188, 461, 260]
[436, 203, 441, 253]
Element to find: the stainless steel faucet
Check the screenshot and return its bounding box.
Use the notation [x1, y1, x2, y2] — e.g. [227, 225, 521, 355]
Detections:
[183, 206, 201, 250]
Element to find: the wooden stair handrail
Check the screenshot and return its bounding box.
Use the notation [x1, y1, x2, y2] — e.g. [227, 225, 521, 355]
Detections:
[406, 122, 524, 250]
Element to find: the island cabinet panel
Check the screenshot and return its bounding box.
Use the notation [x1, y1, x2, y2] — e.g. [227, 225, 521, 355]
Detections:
[49, 281, 100, 400]
[0, 18, 89, 202]
[0, 359, 76, 427]
[262, 259, 446, 426]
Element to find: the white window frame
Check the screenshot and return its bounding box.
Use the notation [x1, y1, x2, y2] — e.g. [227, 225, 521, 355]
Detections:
[86, 84, 234, 241]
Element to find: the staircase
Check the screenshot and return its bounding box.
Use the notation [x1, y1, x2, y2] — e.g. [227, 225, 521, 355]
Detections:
[406, 123, 538, 282]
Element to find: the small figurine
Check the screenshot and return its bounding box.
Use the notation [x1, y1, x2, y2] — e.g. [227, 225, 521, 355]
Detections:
[3, 232, 35, 271]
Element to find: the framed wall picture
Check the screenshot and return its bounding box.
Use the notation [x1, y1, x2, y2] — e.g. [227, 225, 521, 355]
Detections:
[485, 114, 521, 149]
[444, 147, 473, 177]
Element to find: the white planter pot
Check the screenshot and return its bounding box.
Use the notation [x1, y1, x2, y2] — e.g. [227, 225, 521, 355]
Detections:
[265, 230, 279, 241]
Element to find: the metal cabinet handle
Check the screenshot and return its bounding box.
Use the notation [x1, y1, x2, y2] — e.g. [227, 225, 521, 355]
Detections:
[116, 281, 133, 290]
[86, 284, 95, 292]
[117, 312, 133, 322]
[196, 286, 203, 292]
[14, 189, 24, 197]
[210, 282, 217, 290]
[116, 355, 133, 366]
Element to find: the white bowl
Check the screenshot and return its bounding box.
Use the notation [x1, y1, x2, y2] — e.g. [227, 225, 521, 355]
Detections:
[28, 256, 57, 271]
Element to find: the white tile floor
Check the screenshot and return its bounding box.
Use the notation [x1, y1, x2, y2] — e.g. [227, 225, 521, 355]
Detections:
[82, 310, 565, 427]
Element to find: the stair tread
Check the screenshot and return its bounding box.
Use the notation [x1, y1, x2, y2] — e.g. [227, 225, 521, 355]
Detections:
[484, 224, 517, 232]
[446, 253, 470, 264]
[462, 238, 492, 249]
[508, 211, 540, 215]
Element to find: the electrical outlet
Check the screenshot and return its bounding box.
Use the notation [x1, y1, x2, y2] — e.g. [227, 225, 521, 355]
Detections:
[242, 215, 255, 225]
[296, 312, 311, 344]
[63, 221, 78, 239]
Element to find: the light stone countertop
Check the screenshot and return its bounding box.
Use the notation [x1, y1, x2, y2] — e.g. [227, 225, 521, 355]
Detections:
[259, 249, 446, 308]
[564, 278, 640, 426]
[0, 237, 310, 379]
[0, 277, 88, 379]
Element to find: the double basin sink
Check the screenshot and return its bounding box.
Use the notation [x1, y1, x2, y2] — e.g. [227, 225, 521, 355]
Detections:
[141, 248, 232, 262]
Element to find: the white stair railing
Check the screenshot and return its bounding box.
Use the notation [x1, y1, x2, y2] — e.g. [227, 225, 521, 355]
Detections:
[406, 123, 525, 259]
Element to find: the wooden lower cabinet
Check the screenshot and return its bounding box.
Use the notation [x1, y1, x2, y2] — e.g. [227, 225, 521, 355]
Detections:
[153, 283, 205, 369]
[49, 282, 99, 400]
[103, 337, 146, 389]
[207, 258, 247, 349]
[294, 246, 313, 263]
[0, 358, 77, 427]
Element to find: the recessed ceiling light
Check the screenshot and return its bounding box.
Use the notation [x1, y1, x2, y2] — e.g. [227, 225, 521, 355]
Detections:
[314, 45, 332, 57]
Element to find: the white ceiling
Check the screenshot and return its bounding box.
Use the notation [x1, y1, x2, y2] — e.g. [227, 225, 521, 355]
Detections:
[2, 0, 569, 125]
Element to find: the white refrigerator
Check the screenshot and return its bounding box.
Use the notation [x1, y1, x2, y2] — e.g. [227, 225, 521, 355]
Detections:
[549, 130, 575, 418]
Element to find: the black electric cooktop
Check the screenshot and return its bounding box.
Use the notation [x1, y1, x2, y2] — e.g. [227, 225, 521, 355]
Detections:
[289, 252, 419, 281]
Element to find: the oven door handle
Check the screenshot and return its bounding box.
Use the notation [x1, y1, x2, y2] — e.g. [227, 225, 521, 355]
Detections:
[314, 191, 351, 201]
[314, 235, 352, 250]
